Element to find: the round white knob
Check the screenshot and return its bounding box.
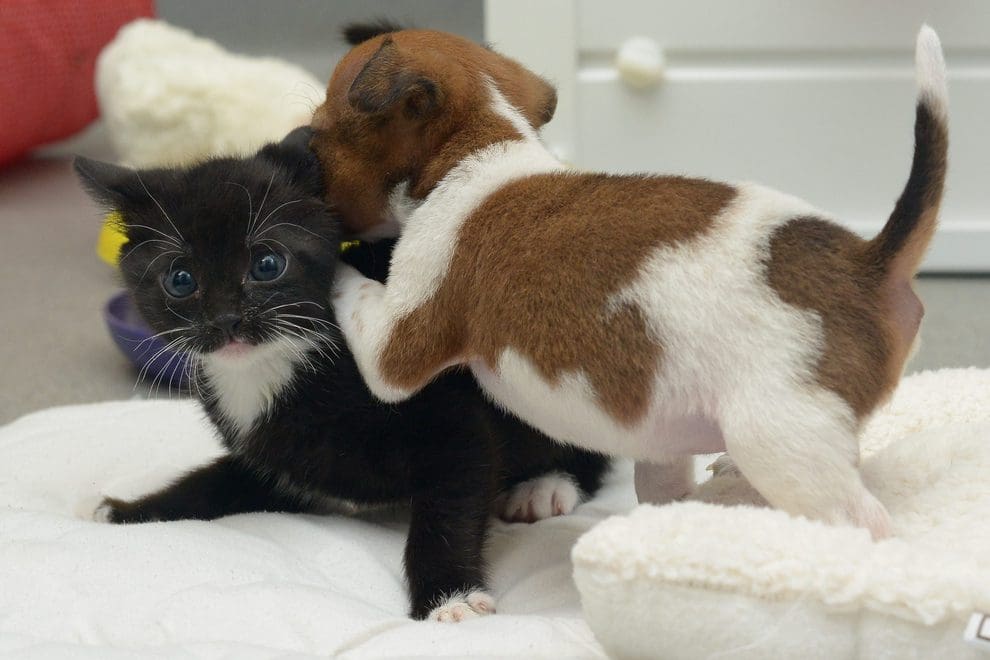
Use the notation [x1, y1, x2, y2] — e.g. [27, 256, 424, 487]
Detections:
[616, 36, 666, 89]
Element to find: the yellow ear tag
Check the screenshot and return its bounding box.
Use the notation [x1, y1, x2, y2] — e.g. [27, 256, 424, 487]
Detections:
[97, 211, 129, 267]
[339, 240, 361, 254]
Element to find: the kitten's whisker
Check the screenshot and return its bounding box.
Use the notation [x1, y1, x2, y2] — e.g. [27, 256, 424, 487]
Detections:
[277, 315, 341, 347]
[163, 344, 192, 399]
[120, 240, 181, 263]
[164, 299, 195, 324]
[275, 320, 335, 362]
[249, 171, 277, 237]
[252, 199, 303, 236]
[136, 172, 185, 244]
[256, 237, 295, 258]
[276, 313, 336, 329]
[157, 337, 194, 399]
[138, 250, 183, 284]
[137, 335, 188, 382]
[258, 292, 281, 310]
[264, 300, 325, 313]
[135, 335, 191, 391]
[130, 326, 194, 356]
[123, 223, 182, 247]
[223, 181, 254, 231]
[274, 323, 326, 367]
[254, 222, 330, 243]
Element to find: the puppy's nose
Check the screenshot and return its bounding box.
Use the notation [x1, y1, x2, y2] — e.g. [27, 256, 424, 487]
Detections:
[212, 314, 242, 338]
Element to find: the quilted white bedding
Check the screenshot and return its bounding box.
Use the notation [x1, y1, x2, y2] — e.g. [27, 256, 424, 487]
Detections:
[0, 399, 638, 658]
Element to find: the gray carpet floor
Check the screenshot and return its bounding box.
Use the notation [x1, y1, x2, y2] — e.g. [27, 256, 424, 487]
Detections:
[1, 154, 988, 425]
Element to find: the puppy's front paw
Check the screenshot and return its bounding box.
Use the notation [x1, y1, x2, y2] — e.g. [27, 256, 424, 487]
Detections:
[332, 263, 367, 299]
[332, 263, 379, 334]
[498, 472, 580, 523]
[428, 591, 496, 623]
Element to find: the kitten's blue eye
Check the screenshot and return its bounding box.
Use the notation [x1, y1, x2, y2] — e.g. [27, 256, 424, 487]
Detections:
[250, 252, 286, 282]
[163, 269, 197, 298]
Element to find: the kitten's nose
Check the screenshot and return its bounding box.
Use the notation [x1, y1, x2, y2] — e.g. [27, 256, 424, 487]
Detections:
[212, 314, 242, 338]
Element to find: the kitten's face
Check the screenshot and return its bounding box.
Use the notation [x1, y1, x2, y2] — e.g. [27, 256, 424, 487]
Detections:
[76, 128, 341, 362]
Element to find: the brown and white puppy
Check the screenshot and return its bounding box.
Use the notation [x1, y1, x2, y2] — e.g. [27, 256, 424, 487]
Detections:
[311, 26, 947, 559]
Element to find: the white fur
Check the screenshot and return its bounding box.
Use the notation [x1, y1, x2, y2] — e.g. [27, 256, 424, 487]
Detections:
[916, 24, 949, 121]
[428, 591, 496, 623]
[200, 337, 309, 439]
[485, 77, 540, 141]
[91, 500, 114, 523]
[97, 19, 323, 167]
[498, 472, 581, 522]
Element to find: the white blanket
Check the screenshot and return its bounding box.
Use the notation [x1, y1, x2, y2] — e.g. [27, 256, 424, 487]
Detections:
[0, 399, 638, 658]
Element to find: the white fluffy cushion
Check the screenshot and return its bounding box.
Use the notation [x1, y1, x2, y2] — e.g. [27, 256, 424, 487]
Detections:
[573, 368, 990, 660]
[96, 19, 324, 167]
[0, 400, 637, 657]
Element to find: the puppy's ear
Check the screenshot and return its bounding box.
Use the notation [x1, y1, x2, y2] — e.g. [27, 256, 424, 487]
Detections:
[73, 157, 140, 209]
[258, 126, 324, 198]
[535, 81, 557, 126]
[342, 19, 404, 46]
[347, 38, 443, 120]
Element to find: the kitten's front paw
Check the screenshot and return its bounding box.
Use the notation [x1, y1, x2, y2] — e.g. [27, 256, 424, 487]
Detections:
[428, 591, 496, 623]
[91, 497, 159, 524]
[498, 472, 580, 523]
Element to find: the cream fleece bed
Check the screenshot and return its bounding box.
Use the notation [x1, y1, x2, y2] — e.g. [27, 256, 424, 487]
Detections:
[574, 368, 990, 659]
[1, 369, 986, 658]
[0, 400, 626, 658]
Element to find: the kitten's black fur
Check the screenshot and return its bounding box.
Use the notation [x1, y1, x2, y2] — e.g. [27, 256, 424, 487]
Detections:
[73, 128, 608, 620]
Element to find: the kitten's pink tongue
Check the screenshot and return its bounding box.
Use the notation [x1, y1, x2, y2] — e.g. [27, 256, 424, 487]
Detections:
[214, 340, 254, 358]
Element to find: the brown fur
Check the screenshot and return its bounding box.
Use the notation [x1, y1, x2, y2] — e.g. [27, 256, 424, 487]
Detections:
[378, 174, 735, 425]
[765, 218, 900, 418]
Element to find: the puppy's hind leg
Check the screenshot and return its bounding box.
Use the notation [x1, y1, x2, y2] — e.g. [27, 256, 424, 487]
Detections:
[721, 389, 891, 540]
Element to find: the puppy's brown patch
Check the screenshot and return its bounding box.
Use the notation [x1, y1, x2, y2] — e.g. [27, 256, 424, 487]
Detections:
[379, 174, 736, 425]
[765, 218, 897, 418]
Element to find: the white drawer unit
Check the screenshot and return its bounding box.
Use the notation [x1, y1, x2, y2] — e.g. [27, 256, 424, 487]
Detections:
[485, 0, 990, 271]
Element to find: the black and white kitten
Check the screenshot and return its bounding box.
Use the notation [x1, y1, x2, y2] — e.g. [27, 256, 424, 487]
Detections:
[73, 128, 608, 622]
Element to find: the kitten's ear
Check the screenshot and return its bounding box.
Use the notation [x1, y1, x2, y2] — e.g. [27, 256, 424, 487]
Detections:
[258, 126, 324, 198]
[73, 157, 139, 209]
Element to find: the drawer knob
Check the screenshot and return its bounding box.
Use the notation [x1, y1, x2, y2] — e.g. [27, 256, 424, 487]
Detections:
[616, 36, 665, 89]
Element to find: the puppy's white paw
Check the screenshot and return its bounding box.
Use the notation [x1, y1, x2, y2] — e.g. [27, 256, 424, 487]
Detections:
[332, 263, 366, 298]
[429, 591, 496, 623]
[499, 472, 580, 523]
[332, 263, 372, 331]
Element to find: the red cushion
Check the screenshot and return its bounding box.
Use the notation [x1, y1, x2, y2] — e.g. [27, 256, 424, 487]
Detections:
[0, 0, 154, 167]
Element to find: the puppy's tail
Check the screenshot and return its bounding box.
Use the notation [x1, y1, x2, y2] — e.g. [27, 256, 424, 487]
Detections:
[866, 25, 948, 278]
